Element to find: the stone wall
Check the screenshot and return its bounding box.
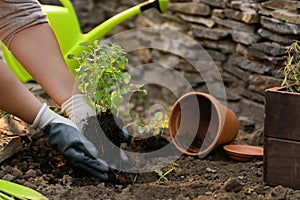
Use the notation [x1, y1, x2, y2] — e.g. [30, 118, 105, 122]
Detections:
[40, 0, 300, 139]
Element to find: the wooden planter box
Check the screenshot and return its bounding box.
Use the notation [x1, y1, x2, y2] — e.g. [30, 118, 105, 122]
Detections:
[264, 86, 300, 189]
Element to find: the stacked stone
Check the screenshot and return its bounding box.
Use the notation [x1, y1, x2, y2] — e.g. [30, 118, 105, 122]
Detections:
[163, 0, 300, 131]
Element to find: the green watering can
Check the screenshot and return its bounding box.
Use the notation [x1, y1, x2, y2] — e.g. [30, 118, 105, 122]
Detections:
[0, 179, 48, 200]
[1, 0, 168, 83]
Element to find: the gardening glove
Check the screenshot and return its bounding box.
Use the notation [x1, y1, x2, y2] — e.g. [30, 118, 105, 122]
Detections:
[61, 94, 131, 143]
[83, 115, 130, 169]
[32, 103, 109, 180]
[61, 94, 96, 132]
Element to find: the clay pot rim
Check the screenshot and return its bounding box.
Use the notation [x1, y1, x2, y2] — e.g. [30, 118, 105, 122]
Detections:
[266, 86, 300, 96]
[223, 144, 263, 161]
[168, 92, 226, 157]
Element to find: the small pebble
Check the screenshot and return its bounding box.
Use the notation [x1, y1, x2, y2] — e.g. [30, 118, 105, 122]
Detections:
[206, 167, 217, 173]
[62, 175, 73, 186]
[223, 178, 243, 192]
[11, 167, 23, 178]
[2, 174, 15, 182]
[23, 181, 37, 190]
[0, 170, 5, 178]
[1, 165, 12, 173]
[24, 169, 37, 178]
[269, 185, 287, 199]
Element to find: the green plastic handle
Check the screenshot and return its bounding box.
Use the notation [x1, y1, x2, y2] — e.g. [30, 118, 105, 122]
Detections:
[63, 3, 143, 74]
[0, 179, 48, 200]
[156, 0, 169, 13]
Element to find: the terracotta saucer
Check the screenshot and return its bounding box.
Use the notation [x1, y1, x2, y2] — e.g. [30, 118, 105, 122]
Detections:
[223, 144, 263, 162]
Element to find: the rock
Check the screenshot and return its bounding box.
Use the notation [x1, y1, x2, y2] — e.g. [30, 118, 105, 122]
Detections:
[192, 25, 230, 40]
[213, 8, 259, 24]
[260, 8, 300, 25]
[261, 16, 300, 35]
[257, 28, 296, 45]
[198, 40, 236, 54]
[2, 174, 15, 182]
[248, 74, 282, 95]
[136, 9, 169, 27]
[249, 127, 264, 146]
[236, 43, 285, 66]
[179, 14, 215, 28]
[238, 98, 265, 122]
[23, 181, 37, 190]
[200, 0, 228, 8]
[0, 169, 4, 178]
[242, 86, 265, 103]
[11, 167, 23, 178]
[206, 49, 227, 62]
[286, 190, 300, 199]
[213, 9, 242, 21]
[169, 3, 211, 16]
[24, 169, 37, 178]
[231, 30, 261, 45]
[212, 16, 255, 32]
[238, 116, 257, 133]
[251, 42, 287, 57]
[223, 178, 243, 192]
[1, 165, 12, 174]
[241, 8, 260, 24]
[206, 167, 217, 173]
[267, 185, 288, 200]
[183, 72, 205, 87]
[226, 53, 273, 75]
[224, 89, 241, 102]
[261, 0, 300, 14]
[229, 1, 262, 12]
[62, 175, 73, 186]
[223, 59, 251, 80]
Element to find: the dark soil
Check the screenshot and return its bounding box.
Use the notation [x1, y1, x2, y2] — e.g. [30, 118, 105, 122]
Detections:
[1, 115, 300, 199]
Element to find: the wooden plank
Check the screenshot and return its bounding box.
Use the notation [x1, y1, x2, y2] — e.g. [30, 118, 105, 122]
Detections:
[0, 116, 30, 163]
[265, 87, 300, 141]
[0, 136, 23, 163]
[264, 137, 300, 189]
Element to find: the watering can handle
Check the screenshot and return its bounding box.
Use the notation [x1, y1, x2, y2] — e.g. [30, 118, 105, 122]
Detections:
[45, 0, 169, 76]
[59, 0, 168, 14]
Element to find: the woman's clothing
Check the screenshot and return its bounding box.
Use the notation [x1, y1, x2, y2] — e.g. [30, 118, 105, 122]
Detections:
[0, 0, 48, 48]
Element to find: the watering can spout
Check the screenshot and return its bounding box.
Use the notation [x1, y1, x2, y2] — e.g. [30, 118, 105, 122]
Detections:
[141, 0, 169, 14]
[156, 0, 169, 13]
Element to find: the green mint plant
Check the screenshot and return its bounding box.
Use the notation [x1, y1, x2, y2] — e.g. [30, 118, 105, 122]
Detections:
[69, 41, 145, 115]
[280, 40, 300, 93]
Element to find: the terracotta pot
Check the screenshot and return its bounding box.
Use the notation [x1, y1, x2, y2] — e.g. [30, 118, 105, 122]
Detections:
[168, 92, 239, 157]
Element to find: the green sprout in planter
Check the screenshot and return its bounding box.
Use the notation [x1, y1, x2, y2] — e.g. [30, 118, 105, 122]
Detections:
[154, 161, 179, 182]
[69, 41, 146, 115]
[279, 40, 300, 93]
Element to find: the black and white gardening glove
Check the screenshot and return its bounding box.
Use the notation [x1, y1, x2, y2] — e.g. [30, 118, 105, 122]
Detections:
[61, 94, 96, 132]
[61, 94, 130, 169]
[61, 94, 130, 143]
[82, 115, 130, 170]
[32, 103, 109, 181]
